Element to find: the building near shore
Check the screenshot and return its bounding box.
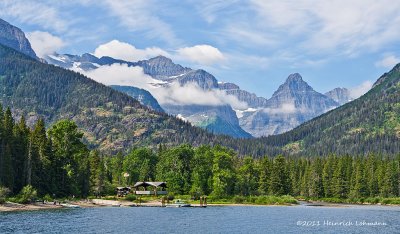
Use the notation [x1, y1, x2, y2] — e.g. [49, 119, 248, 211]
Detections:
[133, 182, 167, 195]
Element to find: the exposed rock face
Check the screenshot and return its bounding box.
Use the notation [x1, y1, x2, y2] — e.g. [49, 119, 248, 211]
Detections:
[45, 53, 345, 139]
[218, 82, 240, 90]
[324, 87, 352, 105]
[177, 69, 218, 89]
[162, 104, 252, 138]
[219, 82, 268, 108]
[239, 73, 339, 137]
[0, 18, 38, 59]
[111, 85, 164, 113]
[45, 53, 246, 138]
[137, 56, 192, 80]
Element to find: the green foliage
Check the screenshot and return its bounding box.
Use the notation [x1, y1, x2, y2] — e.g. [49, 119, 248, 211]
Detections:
[270, 156, 290, 195]
[190, 146, 213, 196]
[156, 144, 194, 194]
[252, 64, 400, 157]
[43, 194, 53, 202]
[211, 147, 236, 197]
[124, 194, 137, 201]
[123, 148, 157, 184]
[16, 185, 37, 204]
[1, 42, 400, 160]
[48, 120, 90, 197]
[0, 186, 10, 204]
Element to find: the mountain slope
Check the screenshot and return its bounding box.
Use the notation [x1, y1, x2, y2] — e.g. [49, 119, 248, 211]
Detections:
[110, 85, 164, 112]
[0, 18, 37, 59]
[218, 82, 268, 108]
[256, 65, 400, 156]
[325, 87, 353, 105]
[162, 104, 252, 138]
[45, 53, 247, 137]
[0, 44, 228, 153]
[240, 73, 339, 137]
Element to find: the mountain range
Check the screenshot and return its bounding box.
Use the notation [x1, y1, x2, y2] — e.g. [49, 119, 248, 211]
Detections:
[0, 18, 38, 60]
[1, 18, 398, 157]
[44, 51, 351, 138]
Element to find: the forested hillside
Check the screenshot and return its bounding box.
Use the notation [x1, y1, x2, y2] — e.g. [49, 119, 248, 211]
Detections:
[0, 44, 224, 153]
[0, 43, 399, 157]
[252, 64, 400, 156]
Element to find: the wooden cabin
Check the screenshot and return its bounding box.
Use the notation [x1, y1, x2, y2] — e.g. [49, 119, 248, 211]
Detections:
[116, 186, 131, 197]
[133, 182, 167, 195]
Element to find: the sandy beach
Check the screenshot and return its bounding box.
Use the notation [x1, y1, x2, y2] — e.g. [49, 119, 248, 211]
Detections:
[0, 202, 63, 212]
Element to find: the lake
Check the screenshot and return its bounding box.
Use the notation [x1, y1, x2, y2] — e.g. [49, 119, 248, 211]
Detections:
[1, 204, 399, 233]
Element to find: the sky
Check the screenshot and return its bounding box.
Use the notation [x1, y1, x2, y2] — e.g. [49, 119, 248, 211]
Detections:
[1, 0, 400, 99]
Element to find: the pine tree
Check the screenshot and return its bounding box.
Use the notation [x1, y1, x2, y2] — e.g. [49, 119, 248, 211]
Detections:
[270, 155, 290, 195]
[1, 108, 14, 191]
[12, 116, 29, 193]
[323, 155, 336, 197]
[258, 157, 271, 195]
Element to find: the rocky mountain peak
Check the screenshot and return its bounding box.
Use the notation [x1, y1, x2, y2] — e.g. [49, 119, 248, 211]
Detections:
[0, 18, 38, 59]
[81, 53, 99, 63]
[286, 73, 303, 82]
[272, 73, 314, 97]
[139, 55, 191, 80]
[147, 55, 174, 65]
[218, 82, 240, 90]
[324, 87, 352, 105]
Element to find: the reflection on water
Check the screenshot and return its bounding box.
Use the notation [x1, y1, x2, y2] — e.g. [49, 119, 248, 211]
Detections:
[1, 205, 399, 234]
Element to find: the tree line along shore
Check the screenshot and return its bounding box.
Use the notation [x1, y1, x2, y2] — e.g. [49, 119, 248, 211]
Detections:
[1, 105, 400, 207]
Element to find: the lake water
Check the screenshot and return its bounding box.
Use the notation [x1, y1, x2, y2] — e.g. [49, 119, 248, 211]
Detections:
[1, 204, 399, 233]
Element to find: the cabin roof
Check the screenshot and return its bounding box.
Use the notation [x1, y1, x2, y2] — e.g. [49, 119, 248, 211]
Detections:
[116, 186, 131, 190]
[133, 181, 167, 188]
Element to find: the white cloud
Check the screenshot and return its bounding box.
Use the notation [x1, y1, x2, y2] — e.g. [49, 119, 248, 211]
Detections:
[81, 63, 247, 109]
[26, 31, 64, 58]
[192, 0, 240, 23]
[349, 81, 373, 99]
[250, 0, 400, 55]
[0, 0, 70, 32]
[101, 0, 179, 46]
[177, 45, 225, 65]
[375, 55, 400, 68]
[82, 63, 158, 87]
[152, 82, 247, 109]
[94, 40, 169, 61]
[94, 40, 226, 66]
[262, 102, 298, 114]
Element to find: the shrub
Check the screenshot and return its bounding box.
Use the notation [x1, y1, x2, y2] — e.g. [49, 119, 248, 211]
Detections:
[233, 196, 245, 204]
[43, 194, 53, 202]
[17, 185, 38, 204]
[125, 194, 136, 201]
[0, 187, 10, 204]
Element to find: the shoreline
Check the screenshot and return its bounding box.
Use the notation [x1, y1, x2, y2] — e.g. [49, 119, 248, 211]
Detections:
[2, 199, 399, 212]
[0, 202, 64, 212]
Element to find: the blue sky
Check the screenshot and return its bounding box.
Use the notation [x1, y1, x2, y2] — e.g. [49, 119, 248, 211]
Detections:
[1, 0, 400, 98]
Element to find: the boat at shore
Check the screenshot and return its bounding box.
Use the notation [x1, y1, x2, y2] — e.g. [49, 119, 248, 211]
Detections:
[60, 203, 80, 208]
[165, 200, 191, 207]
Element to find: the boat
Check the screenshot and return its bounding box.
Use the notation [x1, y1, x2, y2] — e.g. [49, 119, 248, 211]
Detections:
[165, 199, 191, 207]
[60, 203, 80, 208]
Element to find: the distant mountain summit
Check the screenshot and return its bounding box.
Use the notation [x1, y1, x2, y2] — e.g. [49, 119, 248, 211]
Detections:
[137, 55, 192, 80]
[0, 18, 38, 59]
[267, 73, 338, 112]
[257, 63, 400, 156]
[240, 73, 339, 137]
[111, 85, 164, 112]
[218, 82, 268, 108]
[325, 87, 352, 105]
[45, 52, 346, 138]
